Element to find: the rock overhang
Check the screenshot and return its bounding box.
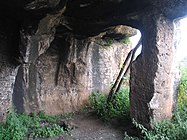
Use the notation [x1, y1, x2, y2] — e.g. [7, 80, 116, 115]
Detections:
[0, 0, 187, 127]
[0, 0, 187, 38]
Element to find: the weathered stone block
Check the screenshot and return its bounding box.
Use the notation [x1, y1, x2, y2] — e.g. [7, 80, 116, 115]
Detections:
[130, 13, 178, 128]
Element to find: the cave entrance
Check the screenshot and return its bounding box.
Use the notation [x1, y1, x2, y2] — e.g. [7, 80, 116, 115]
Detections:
[173, 16, 187, 118]
[130, 30, 142, 58]
[98, 16, 187, 129]
[175, 17, 187, 67]
[106, 29, 142, 102]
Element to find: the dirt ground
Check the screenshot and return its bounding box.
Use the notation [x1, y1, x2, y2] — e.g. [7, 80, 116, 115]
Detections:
[55, 111, 137, 140]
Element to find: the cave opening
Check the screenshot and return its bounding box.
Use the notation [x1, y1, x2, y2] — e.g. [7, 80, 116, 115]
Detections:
[172, 15, 187, 117]
[0, 0, 187, 139]
[175, 17, 187, 66]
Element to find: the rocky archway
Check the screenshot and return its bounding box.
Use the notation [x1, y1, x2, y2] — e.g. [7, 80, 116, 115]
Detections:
[13, 25, 134, 115]
[0, 0, 187, 128]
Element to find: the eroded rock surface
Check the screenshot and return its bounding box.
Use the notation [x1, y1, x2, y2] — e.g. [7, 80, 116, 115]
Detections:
[0, 0, 187, 128]
[14, 34, 130, 114]
[130, 12, 176, 128]
[0, 18, 21, 121]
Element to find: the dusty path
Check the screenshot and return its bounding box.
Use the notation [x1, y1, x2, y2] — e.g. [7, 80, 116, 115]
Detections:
[58, 111, 125, 140]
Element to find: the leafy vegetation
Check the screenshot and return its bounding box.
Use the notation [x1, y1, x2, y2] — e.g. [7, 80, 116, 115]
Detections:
[89, 87, 130, 121]
[121, 36, 131, 45]
[124, 67, 187, 140]
[90, 67, 187, 140]
[103, 36, 131, 47]
[0, 111, 66, 140]
[104, 39, 115, 46]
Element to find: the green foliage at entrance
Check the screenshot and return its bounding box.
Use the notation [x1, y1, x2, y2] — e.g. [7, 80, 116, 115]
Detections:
[0, 111, 66, 140]
[105, 39, 115, 46]
[89, 87, 130, 121]
[103, 36, 131, 47]
[121, 36, 131, 45]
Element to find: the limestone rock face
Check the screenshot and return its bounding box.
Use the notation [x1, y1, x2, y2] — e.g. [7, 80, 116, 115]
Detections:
[0, 0, 135, 118]
[88, 41, 130, 94]
[12, 15, 56, 113]
[25, 0, 61, 10]
[33, 38, 90, 114]
[13, 34, 130, 114]
[102, 25, 137, 40]
[0, 19, 20, 121]
[0, 0, 187, 128]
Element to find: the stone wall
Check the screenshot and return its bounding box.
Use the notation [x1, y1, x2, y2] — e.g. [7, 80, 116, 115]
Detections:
[12, 32, 55, 113]
[34, 37, 91, 114]
[13, 35, 130, 115]
[0, 59, 18, 121]
[88, 41, 130, 93]
[0, 0, 186, 127]
[0, 19, 20, 121]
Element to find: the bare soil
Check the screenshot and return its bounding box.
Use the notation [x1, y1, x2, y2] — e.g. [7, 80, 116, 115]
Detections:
[55, 111, 138, 140]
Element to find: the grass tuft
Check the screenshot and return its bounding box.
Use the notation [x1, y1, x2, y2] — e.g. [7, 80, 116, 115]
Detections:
[89, 87, 130, 121]
[90, 67, 187, 140]
[0, 111, 66, 140]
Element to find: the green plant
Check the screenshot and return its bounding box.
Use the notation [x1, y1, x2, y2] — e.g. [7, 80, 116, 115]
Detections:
[121, 36, 131, 45]
[30, 124, 64, 138]
[89, 87, 130, 121]
[0, 111, 66, 139]
[0, 111, 26, 140]
[103, 39, 115, 47]
[124, 132, 140, 140]
[178, 67, 187, 111]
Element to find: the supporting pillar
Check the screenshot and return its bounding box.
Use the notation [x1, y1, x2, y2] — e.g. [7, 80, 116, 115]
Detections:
[130, 13, 176, 128]
[13, 15, 57, 113]
[13, 29, 55, 113]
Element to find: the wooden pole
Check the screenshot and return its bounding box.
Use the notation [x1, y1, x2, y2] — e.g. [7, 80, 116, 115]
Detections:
[107, 37, 142, 103]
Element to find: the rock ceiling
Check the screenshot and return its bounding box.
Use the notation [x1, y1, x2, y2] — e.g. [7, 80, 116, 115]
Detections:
[0, 0, 187, 37]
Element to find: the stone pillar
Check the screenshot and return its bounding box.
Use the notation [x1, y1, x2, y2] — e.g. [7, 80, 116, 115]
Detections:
[130, 13, 175, 128]
[12, 11, 69, 113]
[13, 31, 54, 113]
